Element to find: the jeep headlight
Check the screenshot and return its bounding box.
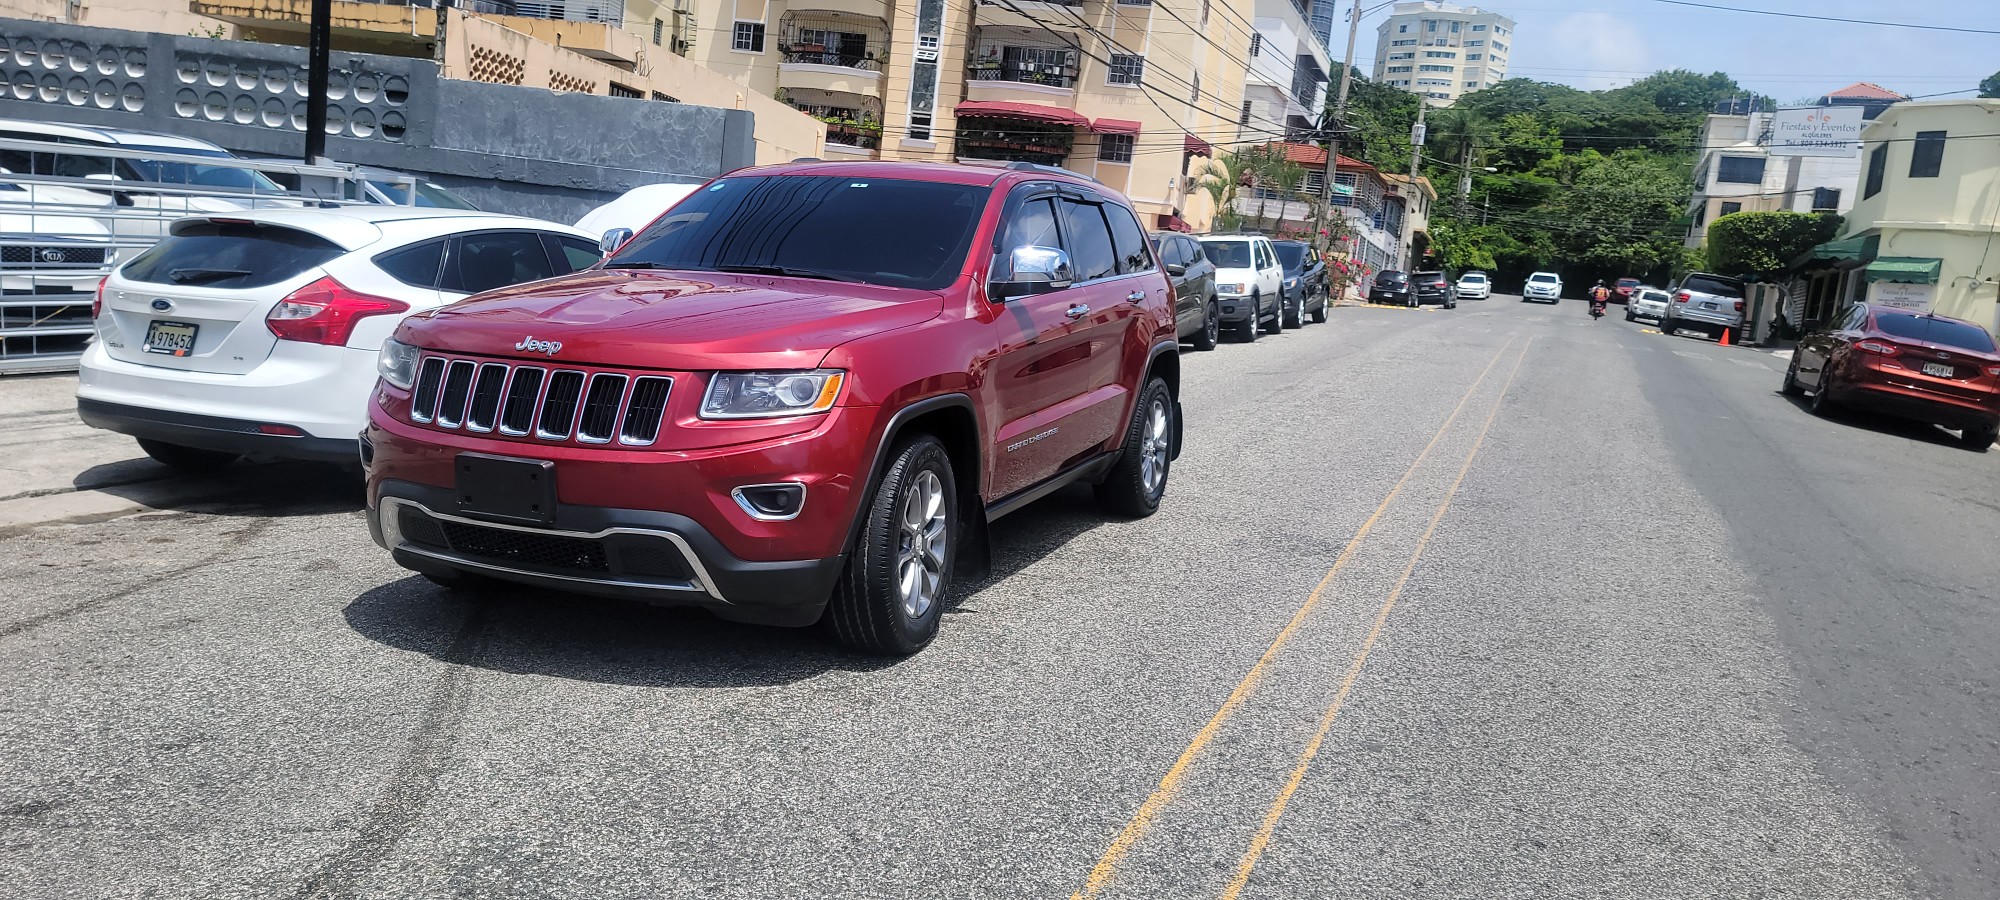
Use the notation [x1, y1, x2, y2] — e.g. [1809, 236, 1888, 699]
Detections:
[378, 337, 419, 389]
[700, 370, 845, 419]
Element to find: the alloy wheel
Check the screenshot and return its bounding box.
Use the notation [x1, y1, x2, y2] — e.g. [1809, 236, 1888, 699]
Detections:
[1140, 397, 1170, 498]
[896, 470, 948, 619]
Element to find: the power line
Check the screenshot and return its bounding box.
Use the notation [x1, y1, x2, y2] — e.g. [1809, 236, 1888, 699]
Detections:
[1645, 0, 2000, 35]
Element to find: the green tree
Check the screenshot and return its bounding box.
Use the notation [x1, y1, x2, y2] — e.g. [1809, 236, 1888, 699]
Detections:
[1982, 71, 2000, 99]
[1705, 211, 1843, 277]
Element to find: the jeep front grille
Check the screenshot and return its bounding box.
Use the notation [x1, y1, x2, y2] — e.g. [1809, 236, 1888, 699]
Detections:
[407, 355, 672, 447]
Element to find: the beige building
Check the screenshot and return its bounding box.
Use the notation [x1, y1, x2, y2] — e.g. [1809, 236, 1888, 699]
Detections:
[1794, 99, 2000, 335]
[0, 0, 827, 164]
[1371, 0, 1511, 106]
[665, 0, 1260, 229]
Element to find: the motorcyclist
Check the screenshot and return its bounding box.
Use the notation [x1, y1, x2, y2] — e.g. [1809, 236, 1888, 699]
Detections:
[1589, 280, 1611, 319]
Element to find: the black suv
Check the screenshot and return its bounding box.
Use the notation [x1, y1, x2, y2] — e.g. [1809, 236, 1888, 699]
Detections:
[1369, 270, 1411, 306]
[1153, 231, 1219, 350]
[1412, 270, 1453, 309]
[1272, 240, 1329, 327]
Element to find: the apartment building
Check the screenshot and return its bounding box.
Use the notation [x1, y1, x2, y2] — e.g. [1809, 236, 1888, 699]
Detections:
[1236, 0, 1332, 145]
[665, 0, 1262, 229]
[1683, 85, 1905, 248]
[1370, 0, 1511, 105]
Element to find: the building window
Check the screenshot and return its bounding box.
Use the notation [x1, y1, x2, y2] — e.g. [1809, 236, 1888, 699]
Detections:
[1423, 51, 1455, 58]
[608, 83, 642, 98]
[1812, 187, 1841, 212]
[1910, 130, 1946, 178]
[1387, 66, 1412, 73]
[1398, 23, 1408, 32]
[1099, 133, 1135, 163]
[1694, 203, 1706, 227]
[652, 18, 663, 45]
[1239, 99, 1253, 125]
[1108, 54, 1144, 85]
[1719, 201, 1743, 216]
[732, 21, 765, 52]
[1466, 53, 1483, 60]
[1450, 21, 1460, 31]
[653, 92, 678, 102]
[1716, 155, 1765, 184]
[1419, 64, 1453, 72]
[1190, 72, 1200, 103]
[1200, 0, 1209, 24]
[1392, 39, 1416, 46]
[1249, 34, 1261, 56]
[1465, 39, 1483, 46]
[1389, 52, 1413, 60]
[1472, 23, 1486, 31]
[1464, 81, 1478, 88]
[1864, 143, 1888, 198]
[1426, 19, 1437, 31]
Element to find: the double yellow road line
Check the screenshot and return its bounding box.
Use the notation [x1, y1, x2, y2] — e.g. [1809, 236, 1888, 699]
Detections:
[1073, 336, 1536, 900]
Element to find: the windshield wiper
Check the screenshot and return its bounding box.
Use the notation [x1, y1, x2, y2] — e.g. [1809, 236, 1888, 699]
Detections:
[167, 267, 252, 284]
[710, 264, 862, 284]
[602, 261, 674, 270]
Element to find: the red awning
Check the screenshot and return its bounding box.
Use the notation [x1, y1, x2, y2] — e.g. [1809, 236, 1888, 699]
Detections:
[954, 101, 1089, 128]
[1184, 134, 1213, 156]
[1094, 118, 1143, 135]
[1155, 213, 1191, 233]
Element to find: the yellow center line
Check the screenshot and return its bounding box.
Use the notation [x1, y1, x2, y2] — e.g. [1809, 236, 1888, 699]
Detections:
[1070, 335, 1520, 900]
[1218, 338, 1535, 900]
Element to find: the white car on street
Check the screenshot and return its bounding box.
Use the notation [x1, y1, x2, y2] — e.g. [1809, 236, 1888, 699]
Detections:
[575, 182, 700, 251]
[1627, 286, 1671, 322]
[1455, 272, 1491, 300]
[77, 207, 601, 470]
[1196, 234, 1285, 342]
[0, 118, 299, 238]
[1523, 271, 1563, 303]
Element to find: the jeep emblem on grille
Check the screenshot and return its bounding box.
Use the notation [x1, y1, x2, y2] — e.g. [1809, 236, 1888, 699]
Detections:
[38, 248, 64, 263]
[515, 336, 562, 356]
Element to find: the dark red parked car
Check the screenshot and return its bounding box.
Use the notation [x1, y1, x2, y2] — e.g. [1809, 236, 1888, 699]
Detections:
[1784, 303, 2000, 449]
[1613, 277, 1641, 302]
[360, 160, 1182, 654]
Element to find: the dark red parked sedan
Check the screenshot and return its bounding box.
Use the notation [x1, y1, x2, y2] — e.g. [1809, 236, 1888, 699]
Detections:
[1784, 303, 2000, 449]
[1613, 277, 1641, 302]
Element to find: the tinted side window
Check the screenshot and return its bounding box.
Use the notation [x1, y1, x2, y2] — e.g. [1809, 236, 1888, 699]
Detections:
[1108, 206, 1153, 274]
[445, 231, 558, 294]
[121, 222, 343, 289]
[551, 235, 602, 274]
[1153, 237, 1181, 268]
[1059, 199, 1117, 282]
[375, 239, 445, 289]
[1000, 196, 1060, 252]
[1184, 239, 1207, 266]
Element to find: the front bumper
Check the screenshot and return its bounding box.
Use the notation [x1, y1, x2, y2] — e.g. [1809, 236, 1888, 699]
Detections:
[1629, 304, 1668, 319]
[1217, 293, 1259, 322]
[370, 481, 842, 625]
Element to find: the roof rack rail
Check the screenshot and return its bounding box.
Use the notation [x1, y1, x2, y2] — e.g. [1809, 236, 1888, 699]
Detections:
[1002, 160, 1099, 183]
[790, 157, 822, 163]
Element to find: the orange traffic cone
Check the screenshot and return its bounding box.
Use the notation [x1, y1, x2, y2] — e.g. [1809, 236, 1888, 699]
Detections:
[1719, 327, 1732, 347]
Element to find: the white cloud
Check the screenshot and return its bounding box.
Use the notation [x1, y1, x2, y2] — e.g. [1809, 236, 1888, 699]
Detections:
[1547, 12, 1652, 91]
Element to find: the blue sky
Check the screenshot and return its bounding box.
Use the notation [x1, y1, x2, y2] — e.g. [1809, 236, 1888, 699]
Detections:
[1347, 0, 1995, 103]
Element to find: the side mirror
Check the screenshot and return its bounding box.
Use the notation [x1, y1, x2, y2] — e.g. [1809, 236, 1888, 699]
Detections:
[1165, 263, 1186, 277]
[599, 227, 634, 256]
[991, 245, 1072, 300]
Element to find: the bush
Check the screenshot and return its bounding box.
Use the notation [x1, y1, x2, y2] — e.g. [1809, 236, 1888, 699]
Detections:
[1705, 211, 1841, 277]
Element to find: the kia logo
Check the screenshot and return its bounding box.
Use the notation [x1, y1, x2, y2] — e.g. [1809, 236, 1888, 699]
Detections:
[38, 248, 64, 263]
[150, 298, 171, 311]
[515, 336, 562, 356]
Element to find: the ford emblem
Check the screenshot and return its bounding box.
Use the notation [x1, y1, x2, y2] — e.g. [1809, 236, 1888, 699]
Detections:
[150, 299, 172, 311]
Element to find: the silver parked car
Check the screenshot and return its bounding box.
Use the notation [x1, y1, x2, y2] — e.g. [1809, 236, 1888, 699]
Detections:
[1659, 272, 1746, 340]
[1626, 286, 1670, 322]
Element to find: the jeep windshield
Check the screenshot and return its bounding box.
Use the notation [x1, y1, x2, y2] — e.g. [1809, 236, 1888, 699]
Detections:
[1203, 240, 1253, 269]
[605, 174, 988, 291]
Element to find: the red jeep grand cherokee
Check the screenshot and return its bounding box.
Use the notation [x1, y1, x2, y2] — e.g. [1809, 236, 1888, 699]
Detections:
[362, 161, 1181, 654]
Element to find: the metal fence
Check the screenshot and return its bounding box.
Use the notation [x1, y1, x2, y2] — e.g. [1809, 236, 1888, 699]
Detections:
[0, 137, 417, 374]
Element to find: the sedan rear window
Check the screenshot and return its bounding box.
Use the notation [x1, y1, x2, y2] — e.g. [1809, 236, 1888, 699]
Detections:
[1376, 271, 1406, 283]
[1681, 274, 1744, 298]
[607, 175, 987, 290]
[1874, 313, 1998, 353]
[120, 221, 343, 289]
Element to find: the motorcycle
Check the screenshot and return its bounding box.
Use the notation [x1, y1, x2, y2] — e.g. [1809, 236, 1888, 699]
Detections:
[1589, 297, 1607, 319]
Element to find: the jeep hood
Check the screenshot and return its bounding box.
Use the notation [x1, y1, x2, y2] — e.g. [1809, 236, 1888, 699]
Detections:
[397, 270, 946, 371]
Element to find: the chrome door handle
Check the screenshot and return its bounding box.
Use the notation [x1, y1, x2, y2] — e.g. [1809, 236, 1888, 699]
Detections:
[1065, 304, 1090, 319]
[1126, 291, 1146, 302]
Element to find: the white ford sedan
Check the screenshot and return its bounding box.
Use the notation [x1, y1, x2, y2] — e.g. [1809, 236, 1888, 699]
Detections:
[77, 207, 600, 470]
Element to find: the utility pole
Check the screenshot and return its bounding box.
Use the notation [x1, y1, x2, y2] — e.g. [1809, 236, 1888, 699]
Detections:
[1321, 1, 1363, 258]
[1405, 101, 1426, 270]
[1458, 141, 1473, 205]
[304, 0, 332, 163]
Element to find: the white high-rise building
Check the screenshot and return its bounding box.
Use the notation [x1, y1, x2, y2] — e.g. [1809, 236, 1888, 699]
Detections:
[1370, 1, 1515, 105]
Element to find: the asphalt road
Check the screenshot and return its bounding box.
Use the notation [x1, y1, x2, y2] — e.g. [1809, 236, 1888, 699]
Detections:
[2, 296, 1995, 899]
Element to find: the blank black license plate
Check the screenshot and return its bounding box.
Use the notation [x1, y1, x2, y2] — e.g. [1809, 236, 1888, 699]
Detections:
[143, 320, 198, 356]
[454, 453, 555, 525]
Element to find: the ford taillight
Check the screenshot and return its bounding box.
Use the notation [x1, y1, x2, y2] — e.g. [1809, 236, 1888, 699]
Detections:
[266, 276, 409, 346]
[91, 276, 106, 319]
[1676, 291, 1691, 304]
[1734, 300, 1744, 312]
[1985, 365, 2000, 377]
[1856, 340, 1900, 356]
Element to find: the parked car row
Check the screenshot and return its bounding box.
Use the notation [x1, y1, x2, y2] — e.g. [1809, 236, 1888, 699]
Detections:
[79, 158, 1348, 656]
[1367, 268, 1484, 308]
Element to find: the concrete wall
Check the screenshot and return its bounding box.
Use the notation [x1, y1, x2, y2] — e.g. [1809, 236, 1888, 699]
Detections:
[0, 17, 757, 222]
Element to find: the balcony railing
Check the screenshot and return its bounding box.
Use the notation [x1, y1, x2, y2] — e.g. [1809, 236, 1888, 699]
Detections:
[968, 63, 1076, 89]
[781, 49, 883, 70]
[967, 46, 1079, 89]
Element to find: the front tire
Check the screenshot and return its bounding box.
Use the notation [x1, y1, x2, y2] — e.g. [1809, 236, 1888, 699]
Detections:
[137, 438, 239, 472]
[1659, 316, 1676, 335]
[1282, 289, 1303, 329]
[1310, 294, 1329, 324]
[1958, 424, 1998, 451]
[1781, 357, 1804, 397]
[1810, 373, 1839, 416]
[1192, 299, 1220, 351]
[1235, 300, 1259, 343]
[1264, 293, 1285, 334]
[1096, 378, 1174, 518]
[826, 435, 956, 655]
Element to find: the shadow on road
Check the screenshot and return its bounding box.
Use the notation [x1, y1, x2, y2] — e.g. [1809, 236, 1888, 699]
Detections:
[1777, 391, 1968, 449]
[74, 459, 364, 517]
[340, 482, 1109, 685]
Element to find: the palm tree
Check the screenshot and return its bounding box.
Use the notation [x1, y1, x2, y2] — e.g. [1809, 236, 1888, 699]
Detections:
[1269, 160, 1306, 234]
[1199, 149, 1257, 233]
